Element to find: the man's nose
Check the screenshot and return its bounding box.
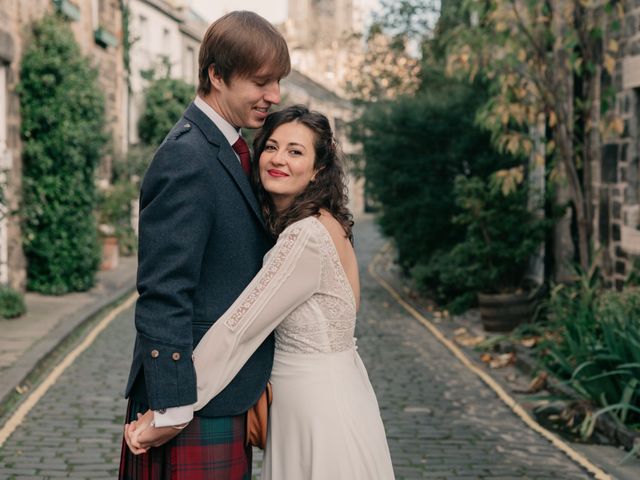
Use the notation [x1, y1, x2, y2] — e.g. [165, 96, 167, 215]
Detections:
[264, 81, 281, 105]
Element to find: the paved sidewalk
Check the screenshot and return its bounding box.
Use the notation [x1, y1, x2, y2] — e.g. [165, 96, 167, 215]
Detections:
[368, 221, 640, 480]
[0, 257, 137, 408]
[0, 217, 635, 479]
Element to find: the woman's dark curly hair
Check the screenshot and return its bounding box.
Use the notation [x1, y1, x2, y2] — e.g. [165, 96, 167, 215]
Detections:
[251, 105, 354, 241]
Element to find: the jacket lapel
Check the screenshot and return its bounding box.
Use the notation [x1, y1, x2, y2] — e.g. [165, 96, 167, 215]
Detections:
[184, 103, 266, 230]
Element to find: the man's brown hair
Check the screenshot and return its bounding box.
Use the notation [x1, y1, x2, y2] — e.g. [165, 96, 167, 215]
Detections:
[197, 11, 291, 96]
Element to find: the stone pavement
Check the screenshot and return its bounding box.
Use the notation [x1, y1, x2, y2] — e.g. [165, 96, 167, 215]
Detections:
[0, 257, 137, 410]
[0, 216, 622, 478]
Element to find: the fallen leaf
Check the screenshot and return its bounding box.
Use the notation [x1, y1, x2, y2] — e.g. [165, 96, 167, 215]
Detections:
[15, 384, 29, 394]
[480, 353, 493, 364]
[455, 333, 487, 347]
[520, 337, 538, 348]
[489, 352, 516, 369]
[513, 371, 548, 394]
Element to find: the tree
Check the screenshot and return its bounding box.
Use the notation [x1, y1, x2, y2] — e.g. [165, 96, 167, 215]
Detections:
[138, 78, 194, 147]
[447, 0, 624, 272]
[353, 75, 517, 272]
[344, 27, 422, 102]
[344, 0, 440, 102]
[19, 14, 107, 294]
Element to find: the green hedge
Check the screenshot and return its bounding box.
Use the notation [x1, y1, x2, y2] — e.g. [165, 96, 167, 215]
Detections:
[0, 287, 26, 319]
[19, 14, 107, 294]
[138, 78, 194, 146]
[352, 73, 517, 294]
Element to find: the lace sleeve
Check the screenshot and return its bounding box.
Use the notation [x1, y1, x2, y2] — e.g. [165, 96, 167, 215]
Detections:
[192, 218, 322, 410]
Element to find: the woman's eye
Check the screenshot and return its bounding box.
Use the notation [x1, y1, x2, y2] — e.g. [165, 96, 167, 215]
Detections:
[290, 149, 302, 156]
[264, 145, 276, 151]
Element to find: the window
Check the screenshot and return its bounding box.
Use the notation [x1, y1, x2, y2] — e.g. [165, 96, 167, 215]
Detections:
[163, 28, 171, 52]
[185, 46, 195, 84]
[138, 15, 148, 40]
[0, 65, 9, 284]
[91, 0, 100, 30]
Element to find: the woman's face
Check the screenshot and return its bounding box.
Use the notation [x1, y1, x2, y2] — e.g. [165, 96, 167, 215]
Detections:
[259, 121, 318, 210]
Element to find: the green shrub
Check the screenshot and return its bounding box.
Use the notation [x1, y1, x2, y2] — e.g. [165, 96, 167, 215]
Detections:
[352, 72, 516, 279]
[97, 180, 138, 256]
[414, 173, 548, 312]
[19, 14, 107, 294]
[0, 287, 27, 319]
[138, 78, 194, 146]
[97, 145, 154, 256]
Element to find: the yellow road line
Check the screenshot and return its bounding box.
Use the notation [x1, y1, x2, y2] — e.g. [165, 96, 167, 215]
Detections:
[368, 244, 612, 480]
[0, 292, 138, 448]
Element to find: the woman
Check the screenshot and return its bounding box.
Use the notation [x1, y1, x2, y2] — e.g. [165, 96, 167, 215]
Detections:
[133, 105, 394, 479]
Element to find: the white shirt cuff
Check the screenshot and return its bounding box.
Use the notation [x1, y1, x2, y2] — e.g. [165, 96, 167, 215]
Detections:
[153, 405, 194, 428]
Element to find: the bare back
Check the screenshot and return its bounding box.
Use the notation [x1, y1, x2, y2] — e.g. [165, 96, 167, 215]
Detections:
[317, 210, 360, 311]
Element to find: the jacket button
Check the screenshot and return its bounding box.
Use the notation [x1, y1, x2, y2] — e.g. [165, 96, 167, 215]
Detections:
[151, 349, 159, 358]
[172, 352, 181, 361]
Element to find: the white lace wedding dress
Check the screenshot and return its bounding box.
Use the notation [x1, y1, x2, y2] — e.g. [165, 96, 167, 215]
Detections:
[193, 216, 395, 479]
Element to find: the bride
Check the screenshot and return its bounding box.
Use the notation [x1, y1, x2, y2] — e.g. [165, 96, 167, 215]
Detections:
[131, 105, 394, 479]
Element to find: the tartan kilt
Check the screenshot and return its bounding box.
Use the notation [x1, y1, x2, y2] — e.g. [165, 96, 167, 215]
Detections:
[119, 399, 252, 480]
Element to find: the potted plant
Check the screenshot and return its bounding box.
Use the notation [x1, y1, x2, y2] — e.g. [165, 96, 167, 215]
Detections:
[448, 169, 548, 331]
[95, 178, 133, 271]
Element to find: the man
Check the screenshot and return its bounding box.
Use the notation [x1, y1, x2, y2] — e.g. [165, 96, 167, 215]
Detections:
[119, 11, 290, 479]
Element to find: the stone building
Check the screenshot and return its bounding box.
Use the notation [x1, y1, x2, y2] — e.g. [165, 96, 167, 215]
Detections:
[282, 0, 369, 97]
[125, 0, 206, 145]
[279, 0, 368, 215]
[0, 0, 124, 290]
[598, 1, 640, 287]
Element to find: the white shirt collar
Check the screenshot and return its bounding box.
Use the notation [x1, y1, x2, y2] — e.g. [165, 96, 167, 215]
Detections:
[194, 95, 240, 147]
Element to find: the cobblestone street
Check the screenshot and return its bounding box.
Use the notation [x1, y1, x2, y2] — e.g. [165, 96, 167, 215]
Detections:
[0, 217, 594, 479]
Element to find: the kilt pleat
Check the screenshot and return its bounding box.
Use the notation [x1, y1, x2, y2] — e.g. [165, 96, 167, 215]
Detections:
[119, 399, 251, 480]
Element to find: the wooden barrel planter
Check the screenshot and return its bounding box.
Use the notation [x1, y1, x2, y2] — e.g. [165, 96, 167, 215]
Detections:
[477, 291, 534, 332]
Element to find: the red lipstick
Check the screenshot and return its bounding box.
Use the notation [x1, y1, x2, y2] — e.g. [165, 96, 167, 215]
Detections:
[268, 169, 289, 177]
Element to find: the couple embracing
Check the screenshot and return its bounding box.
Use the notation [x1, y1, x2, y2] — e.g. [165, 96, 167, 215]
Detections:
[119, 11, 394, 480]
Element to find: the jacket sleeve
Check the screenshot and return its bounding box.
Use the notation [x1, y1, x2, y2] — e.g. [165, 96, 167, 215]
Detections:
[134, 139, 214, 410]
[192, 219, 321, 411]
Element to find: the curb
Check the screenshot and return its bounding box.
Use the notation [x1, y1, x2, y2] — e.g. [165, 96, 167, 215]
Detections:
[368, 242, 616, 480]
[0, 270, 137, 409]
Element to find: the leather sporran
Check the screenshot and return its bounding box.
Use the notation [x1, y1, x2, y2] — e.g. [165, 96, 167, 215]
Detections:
[245, 382, 272, 449]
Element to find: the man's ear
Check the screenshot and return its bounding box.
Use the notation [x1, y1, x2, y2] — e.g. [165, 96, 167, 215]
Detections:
[209, 64, 224, 90]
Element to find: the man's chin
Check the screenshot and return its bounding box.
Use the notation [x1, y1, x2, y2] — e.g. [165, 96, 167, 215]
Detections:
[247, 119, 266, 129]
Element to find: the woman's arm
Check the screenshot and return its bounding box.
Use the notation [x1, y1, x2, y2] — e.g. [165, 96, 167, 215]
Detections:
[192, 218, 321, 410]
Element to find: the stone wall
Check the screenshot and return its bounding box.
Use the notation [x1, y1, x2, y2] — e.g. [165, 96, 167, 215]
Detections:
[0, 0, 124, 290]
[599, 0, 640, 288]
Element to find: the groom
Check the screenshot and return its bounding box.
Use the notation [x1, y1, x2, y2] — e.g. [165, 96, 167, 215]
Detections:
[119, 11, 290, 479]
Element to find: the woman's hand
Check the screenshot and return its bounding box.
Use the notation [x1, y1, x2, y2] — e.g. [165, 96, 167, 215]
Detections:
[125, 409, 186, 454]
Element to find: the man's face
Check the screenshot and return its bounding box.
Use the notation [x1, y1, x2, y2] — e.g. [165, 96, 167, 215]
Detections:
[212, 67, 281, 129]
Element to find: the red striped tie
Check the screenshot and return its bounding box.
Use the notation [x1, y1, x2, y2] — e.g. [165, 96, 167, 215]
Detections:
[232, 137, 251, 176]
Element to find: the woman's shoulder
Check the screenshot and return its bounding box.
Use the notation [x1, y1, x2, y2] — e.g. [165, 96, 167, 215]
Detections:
[280, 213, 344, 237]
[316, 210, 348, 239]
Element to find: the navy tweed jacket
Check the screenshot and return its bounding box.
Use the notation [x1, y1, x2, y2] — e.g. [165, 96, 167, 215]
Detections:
[124, 102, 275, 418]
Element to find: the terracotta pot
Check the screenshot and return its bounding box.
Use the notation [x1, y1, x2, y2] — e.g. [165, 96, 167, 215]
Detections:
[477, 291, 534, 332]
[100, 236, 119, 270]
